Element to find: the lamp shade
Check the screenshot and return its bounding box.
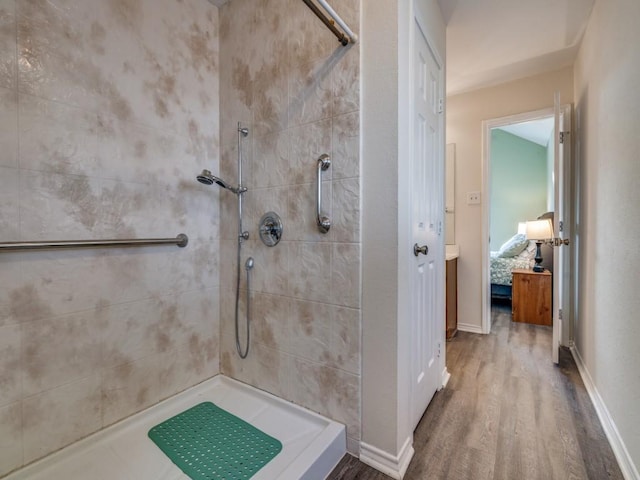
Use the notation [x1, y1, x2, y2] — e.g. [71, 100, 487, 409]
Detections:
[525, 219, 553, 240]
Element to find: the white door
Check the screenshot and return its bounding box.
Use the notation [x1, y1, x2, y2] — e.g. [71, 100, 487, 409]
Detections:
[410, 12, 443, 431]
[552, 93, 572, 364]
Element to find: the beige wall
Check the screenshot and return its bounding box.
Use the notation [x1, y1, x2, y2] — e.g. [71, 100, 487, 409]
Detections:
[446, 67, 573, 331]
[0, 0, 220, 475]
[574, 0, 640, 473]
[217, 0, 361, 453]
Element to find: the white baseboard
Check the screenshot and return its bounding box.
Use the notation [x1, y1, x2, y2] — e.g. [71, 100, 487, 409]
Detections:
[457, 323, 483, 334]
[359, 436, 414, 479]
[571, 347, 639, 480]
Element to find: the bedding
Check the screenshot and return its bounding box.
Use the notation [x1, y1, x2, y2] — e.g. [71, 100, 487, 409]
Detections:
[490, 252, 534, 286]
[490, 240, 536, 286]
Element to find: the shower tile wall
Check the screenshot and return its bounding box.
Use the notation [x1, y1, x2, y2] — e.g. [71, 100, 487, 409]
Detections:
[217, 0, 361, 452]
[0, 0, 220, 474]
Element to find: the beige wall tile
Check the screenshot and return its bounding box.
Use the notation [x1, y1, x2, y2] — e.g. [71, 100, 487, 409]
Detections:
[3, 1, 222, 468]
[249, 238, 290, 297]
[332, 44, 360, 116]
[18, 95, 99, 176]
[0, 0, 16, 91]
[0, 323, 21, 408]
[331, 243, 361, 308]
[220, 334, 290, 400]
[288, 242, 332, 303]
[332, 178, 360, 243]
[101, 354, 162, 427]
[250, 292, 290, 352]
[0, 401, 22, 477]
[0, 166, 18, 242]
[289, 59, 333, 128]
[0, 88, 17, 168]
[288, 119, 332, 185]
[288, 299, 333, 363]
[22, 376, 102, 464]
[251, 131, 289, 189]
[22, 311, 101, 397]
[290, 357, 360, 440]
[332, 111, 359, 180]
[329, 306, 360, 375]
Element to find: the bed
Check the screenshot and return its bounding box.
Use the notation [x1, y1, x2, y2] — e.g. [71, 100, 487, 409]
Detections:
[490, 234, 536, 300]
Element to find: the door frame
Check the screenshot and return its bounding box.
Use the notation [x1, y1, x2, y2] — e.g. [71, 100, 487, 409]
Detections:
[481, 106, 573, 341]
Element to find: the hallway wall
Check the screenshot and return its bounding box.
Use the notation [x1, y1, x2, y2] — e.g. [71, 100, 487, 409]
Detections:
[0, 0, 221, 475]
[217, 0, 361, 453]
[446, 67, 573, 332]
[573, 0, 640, 474]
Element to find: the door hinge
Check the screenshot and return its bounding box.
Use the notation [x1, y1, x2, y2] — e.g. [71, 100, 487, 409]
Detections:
[559, 131, 570, 144]
[559, 309, 563, 320]
[559, 220, 564, 232]
[437, 341, 441, 358]
[438, 98, 443, 114]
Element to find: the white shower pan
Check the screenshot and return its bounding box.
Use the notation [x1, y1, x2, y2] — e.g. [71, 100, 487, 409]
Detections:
[7, 376, 346, 480]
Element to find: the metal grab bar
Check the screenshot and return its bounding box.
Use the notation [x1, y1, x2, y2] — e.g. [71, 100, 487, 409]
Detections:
[301, 0, 358, 46]
[316, 154, 331, 233]
[0, 234, 188, 251]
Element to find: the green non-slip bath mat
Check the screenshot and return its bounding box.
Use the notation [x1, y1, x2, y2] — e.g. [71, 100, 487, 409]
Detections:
[148, 402, 282, 480]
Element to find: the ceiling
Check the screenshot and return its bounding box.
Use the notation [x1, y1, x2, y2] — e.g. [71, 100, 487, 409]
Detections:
[497, 117, 555, 147]
[439, 0, 595, 95]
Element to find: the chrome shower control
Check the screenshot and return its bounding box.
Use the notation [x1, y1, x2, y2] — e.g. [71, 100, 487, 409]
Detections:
[259, 212, 283, 247]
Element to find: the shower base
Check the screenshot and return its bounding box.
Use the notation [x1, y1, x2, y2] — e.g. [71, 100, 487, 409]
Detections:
[6, 376, 346, 480]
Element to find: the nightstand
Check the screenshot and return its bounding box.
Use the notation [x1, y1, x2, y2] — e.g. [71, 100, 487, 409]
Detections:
[511, 268, 552, 326]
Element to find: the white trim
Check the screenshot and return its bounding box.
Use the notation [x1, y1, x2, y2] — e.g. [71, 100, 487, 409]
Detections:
[359, 437, 415, 480]
[571, 347, 640, 480]
[441, 367, 451, 389]
[457, 322, 484, 334]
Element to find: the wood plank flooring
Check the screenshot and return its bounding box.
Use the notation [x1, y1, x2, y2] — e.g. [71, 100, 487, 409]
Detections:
[328, 304, 624, 479]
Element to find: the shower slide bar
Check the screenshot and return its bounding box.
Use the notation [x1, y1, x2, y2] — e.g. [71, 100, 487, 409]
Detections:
[0, 233, 189, 252]
[301, 0, 358, 46]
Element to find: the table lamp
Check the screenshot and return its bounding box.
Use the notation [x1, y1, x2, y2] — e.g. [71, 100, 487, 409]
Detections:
[525, 219, 553, 272]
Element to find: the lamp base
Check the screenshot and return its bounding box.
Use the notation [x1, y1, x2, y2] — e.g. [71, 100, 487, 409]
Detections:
[532, 241, 544, 272]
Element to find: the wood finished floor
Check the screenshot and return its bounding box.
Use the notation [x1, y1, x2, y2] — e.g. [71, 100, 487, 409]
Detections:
[328, 303, 624, 480]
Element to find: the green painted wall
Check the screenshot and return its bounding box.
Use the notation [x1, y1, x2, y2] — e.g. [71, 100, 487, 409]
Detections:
[490, 129, 548, 250]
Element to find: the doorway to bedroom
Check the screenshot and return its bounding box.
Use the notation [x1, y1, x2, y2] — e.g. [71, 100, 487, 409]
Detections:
[487, 114, 555, 316]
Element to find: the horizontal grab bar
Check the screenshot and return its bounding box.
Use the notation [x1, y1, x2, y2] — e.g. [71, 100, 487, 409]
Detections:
[301, 0, 357, 46]
[0, 234, 188, 251]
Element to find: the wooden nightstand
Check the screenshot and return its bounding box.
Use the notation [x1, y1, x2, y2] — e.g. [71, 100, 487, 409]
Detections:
[511, 268, 552, 326]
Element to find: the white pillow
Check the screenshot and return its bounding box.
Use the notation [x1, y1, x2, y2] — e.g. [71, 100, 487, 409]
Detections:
[498, 233, 529, 258]
[517, 241, 537, 260]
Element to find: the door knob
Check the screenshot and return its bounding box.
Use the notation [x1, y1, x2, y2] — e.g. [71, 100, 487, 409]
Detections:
[552, 237, 570, 246]
[413, 243, 428, 256]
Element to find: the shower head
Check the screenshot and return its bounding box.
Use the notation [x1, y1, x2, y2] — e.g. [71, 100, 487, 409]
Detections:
[197, 169, 241, 194]
[196, 169, 215, 185]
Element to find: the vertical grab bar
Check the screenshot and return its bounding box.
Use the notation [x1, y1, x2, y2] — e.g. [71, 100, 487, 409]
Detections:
[317, 154, 331, 233]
